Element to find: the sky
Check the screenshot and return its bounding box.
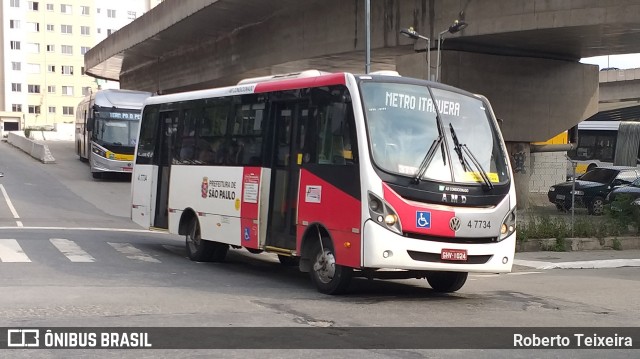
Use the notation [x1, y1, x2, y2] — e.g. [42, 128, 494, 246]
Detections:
[580, 54, 640, 69]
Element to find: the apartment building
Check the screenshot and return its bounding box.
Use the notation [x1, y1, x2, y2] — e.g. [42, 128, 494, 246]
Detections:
[1, 0, 150, 131]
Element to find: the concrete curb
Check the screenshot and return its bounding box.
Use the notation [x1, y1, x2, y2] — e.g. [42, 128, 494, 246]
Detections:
[516, 236, 640, 252]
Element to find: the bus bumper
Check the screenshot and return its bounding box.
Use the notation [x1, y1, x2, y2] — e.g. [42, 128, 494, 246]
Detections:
[90, 152, 134, 173]
[362, 220, 516, 273]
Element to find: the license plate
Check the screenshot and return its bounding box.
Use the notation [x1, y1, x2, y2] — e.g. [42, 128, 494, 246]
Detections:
[556, 194, 565, 200]
[441, 248, 467, 261]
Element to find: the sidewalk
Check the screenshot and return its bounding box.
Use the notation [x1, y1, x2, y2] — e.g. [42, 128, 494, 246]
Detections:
[514, 249, 640, 269]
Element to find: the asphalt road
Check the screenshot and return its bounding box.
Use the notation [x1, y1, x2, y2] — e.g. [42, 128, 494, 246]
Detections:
[0, 139, 638, 358]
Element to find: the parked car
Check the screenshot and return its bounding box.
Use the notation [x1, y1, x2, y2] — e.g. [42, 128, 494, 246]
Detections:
[548, 166, 640, 215]
[606, 177, 640, 210]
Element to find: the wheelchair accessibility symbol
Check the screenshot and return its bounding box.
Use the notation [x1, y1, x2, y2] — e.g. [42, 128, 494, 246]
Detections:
[416, 211, 431, 229]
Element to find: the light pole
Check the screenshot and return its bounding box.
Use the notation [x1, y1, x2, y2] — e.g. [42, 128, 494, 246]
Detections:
[436, 19, 468, 82]
[400, 27, 431, 81]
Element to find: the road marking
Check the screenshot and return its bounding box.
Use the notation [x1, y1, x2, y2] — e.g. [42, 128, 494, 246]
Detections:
[49, 238, 95, 262]
[0, 184, 23, 227]
[0, 226, 159, 233]
[108, 242, 161, 263]
[514, 258, 640, 269]
[0, 239, 30, 262]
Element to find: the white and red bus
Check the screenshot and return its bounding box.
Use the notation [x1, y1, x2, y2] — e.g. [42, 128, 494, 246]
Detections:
[131, 70, 516, 294]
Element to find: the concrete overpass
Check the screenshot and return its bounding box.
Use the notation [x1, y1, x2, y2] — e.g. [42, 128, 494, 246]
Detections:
[85, 0, 640, 207]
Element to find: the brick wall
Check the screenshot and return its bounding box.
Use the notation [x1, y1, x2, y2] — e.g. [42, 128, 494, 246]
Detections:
[529, 151, 568, 193]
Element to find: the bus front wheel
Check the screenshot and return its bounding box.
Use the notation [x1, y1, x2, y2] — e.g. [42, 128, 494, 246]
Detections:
[309, 241, 352, 294]
[426, 271, 468, 293]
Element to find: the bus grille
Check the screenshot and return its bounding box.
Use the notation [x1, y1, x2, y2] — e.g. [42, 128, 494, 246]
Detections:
[404, 232, 498, 244]
[407, 251, 492, 264]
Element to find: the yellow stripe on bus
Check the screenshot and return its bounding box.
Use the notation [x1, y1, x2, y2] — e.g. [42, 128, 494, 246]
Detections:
[105, 151, 134, 161]
[464, 172, 500, 183]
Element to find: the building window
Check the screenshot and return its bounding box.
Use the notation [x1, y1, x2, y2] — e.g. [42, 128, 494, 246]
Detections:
[61, 45, 73, 55]
[12, 104, 23, 112]
[46, 44, 54, 52]
[48, 106, 56, 114]
[28, 1, 38, 11]
[46, 24, 54, 31]
[28, 85, 41, 93]
[81, 26, 90, 35]
[63, 106, 74, 115]
[11, 83, 22, 92]
[27, 22, 40, 32]
[46, 3, 53, 11]
[60, 4, 71, 14]
[10, 0, 20, 8]
[10, 41, 21, 50]
[12, 62, 21, 71]
[107, 29, 113, 36]
[107, 9, 116, 18]
[97, 28, 101, 34]
[62, 86, 73, 95]
[81, 67, 85, 75]
[127, 11, 136, 19]
[61, 66, 73, 75]
[47, 65, 55, 73]
[47, 85, 56, 93]
[81, 46, 90, 55]
[81, 6, 89, 15]
[61, 24, 72, 34]
[28, 105, 41, 114]
[27, 63, 40, 73]
[10, 20, 20, 29]
[27, 43, 40, 53]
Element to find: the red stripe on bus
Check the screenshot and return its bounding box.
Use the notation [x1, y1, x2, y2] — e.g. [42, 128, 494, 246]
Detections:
[382, 183, 456, 237]
[254, 73, 346, 93]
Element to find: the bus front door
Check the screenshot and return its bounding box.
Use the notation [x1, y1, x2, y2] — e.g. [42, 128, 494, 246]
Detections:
[152, 110, 178, 230]
[266, 101, 306, 250]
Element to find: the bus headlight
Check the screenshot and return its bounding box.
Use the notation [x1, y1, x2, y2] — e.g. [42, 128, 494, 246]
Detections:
[92, 144, 107, 158]
[368, 191, 402, 234]
[499, 207, 516, 241]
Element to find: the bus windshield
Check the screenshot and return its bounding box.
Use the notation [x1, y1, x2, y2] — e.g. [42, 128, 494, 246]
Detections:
[360, 82, 509, 185]
[94, 118, 139, 147]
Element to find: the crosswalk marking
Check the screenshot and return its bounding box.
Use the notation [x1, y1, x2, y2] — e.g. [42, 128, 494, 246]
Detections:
[50, 238, 95, 262]
[108, 242, 161, 263]
[0, 239, 30, 262]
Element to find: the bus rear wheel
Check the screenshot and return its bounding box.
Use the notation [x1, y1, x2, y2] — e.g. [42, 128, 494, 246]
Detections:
[185, 218, 228, 262]
[426, 271, 468, 293]
[309, 241, 352, 295]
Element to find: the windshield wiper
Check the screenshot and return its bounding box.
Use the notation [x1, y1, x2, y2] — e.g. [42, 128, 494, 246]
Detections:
[449, 123, 494, 190]
[413, 134, 445, 184]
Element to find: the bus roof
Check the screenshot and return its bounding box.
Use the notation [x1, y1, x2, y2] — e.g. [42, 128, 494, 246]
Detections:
[92, 89, 152, 109]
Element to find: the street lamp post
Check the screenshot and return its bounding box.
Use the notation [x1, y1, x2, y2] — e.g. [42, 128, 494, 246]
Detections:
[436, 19, 468, 82]
[400, 27, 431, 81]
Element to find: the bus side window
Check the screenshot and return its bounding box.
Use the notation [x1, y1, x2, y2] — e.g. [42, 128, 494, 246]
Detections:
[136, 106, 159, 165]
[314, 99, 357, 166]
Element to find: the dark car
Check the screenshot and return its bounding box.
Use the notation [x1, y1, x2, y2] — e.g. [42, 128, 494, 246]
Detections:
[606, 177, 640, 210]
[548, 166, 640, 215]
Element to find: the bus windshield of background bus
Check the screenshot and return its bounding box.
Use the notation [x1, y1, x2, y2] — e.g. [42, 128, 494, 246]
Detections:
[360, 82, 509, 185]
[94, 117, 139, 147]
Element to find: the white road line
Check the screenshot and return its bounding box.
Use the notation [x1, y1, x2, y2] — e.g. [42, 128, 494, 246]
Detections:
[0, 239, 31, 262]
[0, 184, 23, 227]
[49, 238, 95, 263]
[514, 258, 640, 269]
[108, 242, 161, 263]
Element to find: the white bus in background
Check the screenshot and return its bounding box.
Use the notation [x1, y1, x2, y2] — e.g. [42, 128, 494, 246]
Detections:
[131, 70, 516, 294]
[568, 120, 640, 176]
[76, 89, 152, 179]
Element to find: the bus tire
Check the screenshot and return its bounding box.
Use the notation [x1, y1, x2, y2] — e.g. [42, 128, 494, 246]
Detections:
[185, 218, 214, 262]
[309, 241, 352, 295]
[277, 254, 299, 267]
[426, 271, 468, 293]
[209, 242, 229, 262]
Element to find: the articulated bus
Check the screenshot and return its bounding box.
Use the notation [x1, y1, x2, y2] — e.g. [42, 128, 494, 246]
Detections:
[567, 120, 640, 177]
[131, 71, 516, 294]
[76, 89, 152, 178]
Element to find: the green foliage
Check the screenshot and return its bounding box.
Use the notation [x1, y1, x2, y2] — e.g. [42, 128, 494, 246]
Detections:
[519, 213, 623, 242]
[612, 237, 622, 251]
[605, 193, 640, 234]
